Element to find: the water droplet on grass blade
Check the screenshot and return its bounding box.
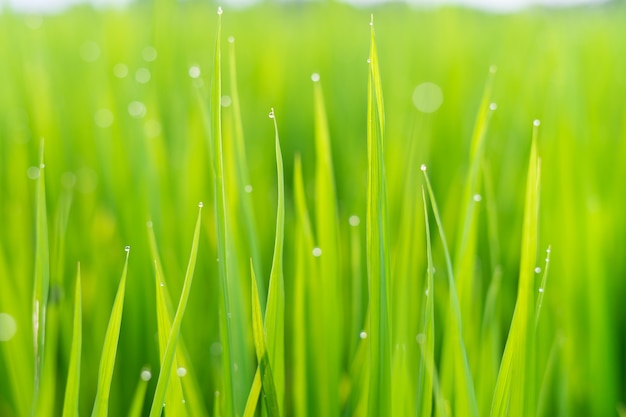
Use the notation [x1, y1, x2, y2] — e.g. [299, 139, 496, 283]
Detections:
[366, 57, 371, 64]
[360, 331, 367, 339]
[228, 36, 235, 43]
[269, 109, 275, 119]
[539, 288, 545, 293]
[534, 119, 541, 127]
[0, 313, 17, 342]
[489, 102, 498, 111]
[535, 267, 541, 273]
[420, 164, 427, 172]
[217, 6, 223, 14]
[312, 247, 322, 257]
[177, 367, 187, 377]
[349, 215, 360, 227]
[198, 201, 204, 208]
[311, 73, 320, 82]
[473, 194, 482, 202]
[244, 185, 253, 193]
[188, 65, 201, 79]
[39, 163, 45, 169]
[125, 246, 130, 253]
[140, 369, 152, 381]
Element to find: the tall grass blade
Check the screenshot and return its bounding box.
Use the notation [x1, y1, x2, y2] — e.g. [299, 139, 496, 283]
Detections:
[129, 370, 151, 417]
[61, 264, 82, 417]
[91, 248, 130, 417]
[490, 122, 541, 417]
[421, 165, 479, 417]
[250, 260, 280, 416]
[31, 140, 50, 416]
[366, 15, 391, 417]
[265, 107, 286, 415]
[312, 73, 341, 415]
[149, 204, 203, 417]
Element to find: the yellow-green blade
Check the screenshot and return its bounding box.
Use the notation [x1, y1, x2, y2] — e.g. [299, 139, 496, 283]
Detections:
[264, 108, 285, 416]
[31, 140, 50, 416]
[149, 204, 203, 417]
[129, 370, 152, 417]
[366, 16, 391, 417]
[61, 264, 82, 417]
[91, 248, 130, 417]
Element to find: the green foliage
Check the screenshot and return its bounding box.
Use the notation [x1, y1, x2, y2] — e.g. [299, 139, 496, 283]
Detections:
[0, 2, 625, 417]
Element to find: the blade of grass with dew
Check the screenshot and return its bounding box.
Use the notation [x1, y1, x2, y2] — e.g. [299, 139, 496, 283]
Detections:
[416, 187, 435, 417]
[32, 140, 50, 416]
[147, 220, 208, 417]
[348, 215, 365, 359]
[490, 123, 541, 417]
[311, 73, 342, 416]
[91, 247, 130, 417]
[154, 261, 187, 417]
[227, 36, 265, 308]
[292, 155, 315, 417]
[61, 264, 81, 417]
[129, 370, 151, 417]
[209, 8, 238, 417]
[250, 260, 280, 416]
[366, 15, 391, 417]
[265, 107, 285, 416]
[421, 165, 479, 417]
[149, 203, 203, 417]
[440, 67, 497, 412]
[535, 246, 551, 328]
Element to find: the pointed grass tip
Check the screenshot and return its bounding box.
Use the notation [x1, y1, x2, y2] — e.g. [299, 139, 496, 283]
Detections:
[217, 6, 223, 15]
[269, 108, 275, 119]
[198, 201, 204, 208]
[369, 14, 374, 26]
[533, 119, 541, 127]
[420, 164, 427, 172]
[124, 245, 130, 253]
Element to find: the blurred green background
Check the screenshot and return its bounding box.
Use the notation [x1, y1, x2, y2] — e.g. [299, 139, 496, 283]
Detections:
[0, 0, 625, 415]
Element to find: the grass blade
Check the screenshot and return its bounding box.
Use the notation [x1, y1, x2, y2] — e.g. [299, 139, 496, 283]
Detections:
[421, 164, 479, 417]
[149, 203, 203, 417]
[32, 140, 50, 416]
[264, 107, 286, 416]
[61, 264, 82, 417]
[129, 370, 152, 417]
[490, 121, 541, 417]
[91, 247, 130, 417]
[366, 15, 391, 417]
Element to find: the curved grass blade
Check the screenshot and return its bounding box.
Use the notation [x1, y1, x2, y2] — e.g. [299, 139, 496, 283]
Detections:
[91, 247, 130, 417]
[366, 15, 391, 417]
[129, 369, 152, 417]
[242, 368, 261, 417]
[32, 140, 50, 416]
[490, 122, 541, 417]
[265, 107, 285, 416]
[250, 260, 280, 416]
[61, 264, 82, 417]
[421, 165, 479, 417]
[149, 203, 203, 417]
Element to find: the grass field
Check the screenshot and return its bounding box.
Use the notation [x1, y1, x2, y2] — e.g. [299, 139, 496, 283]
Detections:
[0, 1, 625, 416]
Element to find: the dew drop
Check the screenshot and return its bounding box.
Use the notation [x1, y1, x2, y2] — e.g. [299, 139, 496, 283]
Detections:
[113, 63, 128, 78]
[188, 65, 201, 79]
[546, 247, 551, 254]
[533, 119, 541, 127]
[425, 288, 429, 297]
[359, 331, 367, 339]
[489, 102, 498, 111]
[217, 6, 223, 15]
[160, 282, 165, 287]
[125, 245, 130, 253]
[420, 164, 427, 172]
[269, 109, 275, 119]
[311, 73, 320, 82]
[228, 36, 235, 44]
[312, 247, 322, 257]
[177, 367, 187, 377]
[198, 201, 204, 208]
[0, 313, 17, 342]
[538, 288, 544, 293]
[349, 215, 360, 227]
[40, 163, 45, 169]
[244, 185, 253, 193]
[366, 57, 371, 64]
[534, 267, 541, 274]
[140, 369, 152, 381]
[473, 194, 482, 202]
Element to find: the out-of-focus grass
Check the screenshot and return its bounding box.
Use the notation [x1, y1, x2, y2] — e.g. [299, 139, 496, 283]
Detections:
[0, 1, 625, 416]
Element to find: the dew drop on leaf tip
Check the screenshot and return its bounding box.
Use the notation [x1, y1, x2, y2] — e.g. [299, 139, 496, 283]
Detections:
[125, 245, 130, 253]
[217, 6, 223, 15]
[198, 201, 204, 208]
[311, 73, 320, 82]
[489, 102, 497, 111]
[534, 119, 541, 127]
[359, 331, 367, 339]
[420, 164, 427, 172]
[269, 109, 275, 119]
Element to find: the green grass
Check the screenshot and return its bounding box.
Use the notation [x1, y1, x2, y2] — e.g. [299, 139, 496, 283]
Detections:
[1, 1, 625, 416]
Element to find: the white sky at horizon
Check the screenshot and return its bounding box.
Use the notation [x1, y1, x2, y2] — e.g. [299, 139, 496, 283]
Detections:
[3, 0, 610, 13]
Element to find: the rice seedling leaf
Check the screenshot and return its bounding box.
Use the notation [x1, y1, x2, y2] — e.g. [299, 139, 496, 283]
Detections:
[149, 204, 203, 417]
[366, 16, 391, 417]
[61, 264, 82, 417]
[91, 249, 130, 417]
[264, 108, 286, 416]
[32, 140, 50, 415]
[490, 124, 541, 417]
